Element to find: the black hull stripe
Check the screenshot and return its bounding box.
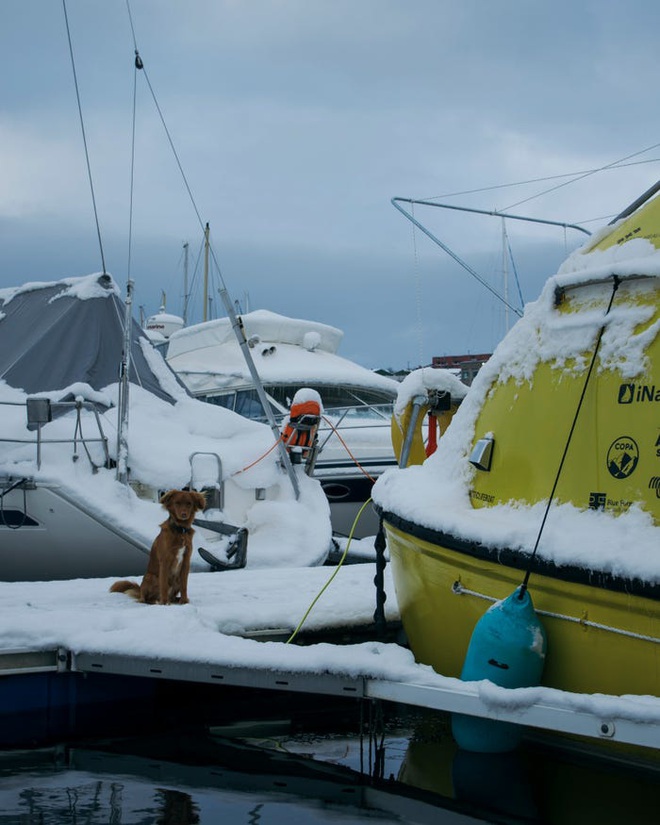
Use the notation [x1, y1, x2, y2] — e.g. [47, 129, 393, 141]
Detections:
[377, 507, 660, 602]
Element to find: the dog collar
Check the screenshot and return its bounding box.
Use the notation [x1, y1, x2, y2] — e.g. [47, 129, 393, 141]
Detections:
[168, 519, 190, 535]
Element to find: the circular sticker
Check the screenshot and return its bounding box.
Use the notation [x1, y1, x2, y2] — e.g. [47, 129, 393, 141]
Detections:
[606, 436, 639, 479]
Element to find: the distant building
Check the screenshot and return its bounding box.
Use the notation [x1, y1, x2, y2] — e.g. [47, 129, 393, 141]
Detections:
[432, 353, 491, 386]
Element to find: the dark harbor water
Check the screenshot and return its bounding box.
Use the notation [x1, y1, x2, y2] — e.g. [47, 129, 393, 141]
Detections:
[0, 685, 658, 825]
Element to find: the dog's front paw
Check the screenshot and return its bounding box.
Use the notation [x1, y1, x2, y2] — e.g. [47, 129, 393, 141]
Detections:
[179, 596, 189, 605]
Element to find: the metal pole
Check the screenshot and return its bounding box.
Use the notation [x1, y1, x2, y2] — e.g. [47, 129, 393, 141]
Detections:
[392, 196, 592, 235]
[502, 217, 510, 333]
[391, 197, 592, 320]
[203, 223, 210, 322]
[182, 241, 189, 326]
[116, 280, 134, 485]
[217, 287, 300, 499]
[399, 396, 426, 469]
[608, 179, 660, 224]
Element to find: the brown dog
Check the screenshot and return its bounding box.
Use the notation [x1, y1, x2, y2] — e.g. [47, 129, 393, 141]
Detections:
[111, 489, 206, 605]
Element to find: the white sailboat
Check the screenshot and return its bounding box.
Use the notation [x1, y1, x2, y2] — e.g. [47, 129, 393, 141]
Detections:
[0, 274, 332, 581]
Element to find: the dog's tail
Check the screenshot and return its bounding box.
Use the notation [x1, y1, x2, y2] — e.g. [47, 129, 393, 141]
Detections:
[110, 580, 141, 599]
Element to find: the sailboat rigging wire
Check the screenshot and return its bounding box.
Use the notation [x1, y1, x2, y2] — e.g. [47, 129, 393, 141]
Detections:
[185, 236, 206, 321]
[423, 156, 660, 203]
[503, 143, 660, 211]
[129, 50, 209, 245]
[61, 0, 107, 275]
[519, 275, 621, 597]
[505, 235, 525, 308]
[124, 2, 300, 498]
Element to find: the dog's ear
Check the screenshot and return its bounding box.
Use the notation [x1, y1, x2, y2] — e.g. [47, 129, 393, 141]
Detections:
[160, 490, 175, 508]
[192, 491, 207, 511]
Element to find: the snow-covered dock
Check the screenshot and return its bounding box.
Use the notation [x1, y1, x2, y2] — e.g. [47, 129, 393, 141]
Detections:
[1, 565, 659, 755]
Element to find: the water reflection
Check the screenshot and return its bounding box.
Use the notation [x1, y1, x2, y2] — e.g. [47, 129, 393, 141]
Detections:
[0, 704, 658, 824]
[155, 788, 201, 824]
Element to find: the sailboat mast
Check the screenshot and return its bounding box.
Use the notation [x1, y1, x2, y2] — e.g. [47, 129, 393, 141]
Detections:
[501, 218, 510, 334]
[203, 222, 210, 322]
[182, 241, 189, 326]
[116, 279, 134, 485]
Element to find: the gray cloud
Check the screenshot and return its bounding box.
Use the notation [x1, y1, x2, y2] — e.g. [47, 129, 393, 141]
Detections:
[1, 0, 660, 370]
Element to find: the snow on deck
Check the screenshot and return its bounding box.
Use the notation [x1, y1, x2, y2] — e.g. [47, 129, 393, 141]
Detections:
[1, 564, 660, 751]
[0, 565, 400, 670]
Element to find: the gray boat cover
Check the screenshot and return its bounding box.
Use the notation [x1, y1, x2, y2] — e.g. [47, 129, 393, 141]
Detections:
[0, 273, 187, 405]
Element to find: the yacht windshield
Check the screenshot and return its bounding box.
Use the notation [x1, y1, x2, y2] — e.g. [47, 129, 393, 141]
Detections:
[198, 384, 395, 424]
[265, 384, 395, 421]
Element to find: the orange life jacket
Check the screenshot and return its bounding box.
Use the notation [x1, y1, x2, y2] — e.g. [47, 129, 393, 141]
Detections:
[281, 399, 321, 453]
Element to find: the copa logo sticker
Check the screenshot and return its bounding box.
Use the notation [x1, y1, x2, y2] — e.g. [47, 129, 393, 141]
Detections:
[606, 436, 639, 479]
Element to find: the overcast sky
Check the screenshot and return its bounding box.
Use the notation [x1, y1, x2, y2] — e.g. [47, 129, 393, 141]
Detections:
[2, 1, 660, 370]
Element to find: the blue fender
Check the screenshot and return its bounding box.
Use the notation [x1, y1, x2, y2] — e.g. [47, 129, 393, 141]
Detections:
[452, 586, 547, 752]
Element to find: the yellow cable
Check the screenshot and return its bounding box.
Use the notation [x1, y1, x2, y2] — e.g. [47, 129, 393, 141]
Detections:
[284, 498, 373, 645]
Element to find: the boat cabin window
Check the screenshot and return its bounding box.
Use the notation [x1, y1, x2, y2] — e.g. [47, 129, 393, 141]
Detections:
[197, 384, 394, 423]
[198, 390, 278, 421]
[235, 389, 270, 419]
[200, 393, 235, 411]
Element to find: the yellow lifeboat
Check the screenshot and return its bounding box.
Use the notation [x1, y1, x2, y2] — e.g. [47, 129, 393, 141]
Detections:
[374, 184, 660, 701]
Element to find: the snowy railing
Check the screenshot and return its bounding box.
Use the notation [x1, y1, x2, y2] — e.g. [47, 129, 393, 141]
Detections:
[0, 398, 110, 470]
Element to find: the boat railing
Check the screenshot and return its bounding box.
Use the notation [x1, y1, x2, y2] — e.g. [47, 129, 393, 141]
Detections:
[251, 405, 394, 434]
[323, 402, 394, 423]
[0, 397, 111, 471]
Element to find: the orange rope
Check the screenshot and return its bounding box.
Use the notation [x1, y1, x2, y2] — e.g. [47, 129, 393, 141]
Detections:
[232, 413, 379, 483]
[231, 434, 285, 476]
[321, 415, 376, 483]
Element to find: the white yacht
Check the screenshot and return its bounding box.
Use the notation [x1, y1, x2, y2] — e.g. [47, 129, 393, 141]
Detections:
[156, 310, 399, 538]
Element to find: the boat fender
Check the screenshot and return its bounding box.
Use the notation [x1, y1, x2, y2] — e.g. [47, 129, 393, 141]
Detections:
[451, 586, 547, 753]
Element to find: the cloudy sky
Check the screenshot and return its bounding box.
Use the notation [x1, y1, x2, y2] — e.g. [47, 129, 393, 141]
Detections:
[2, 1, 660, 370]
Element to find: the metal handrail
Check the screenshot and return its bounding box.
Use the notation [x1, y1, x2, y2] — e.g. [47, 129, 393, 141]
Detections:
[0, 398, 110, 470]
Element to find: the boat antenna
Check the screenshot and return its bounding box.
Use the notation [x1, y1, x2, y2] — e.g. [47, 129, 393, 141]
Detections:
[519, 274, 621, 597]
[62, 0, 107, 275]
[123, 3, 300, 498]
